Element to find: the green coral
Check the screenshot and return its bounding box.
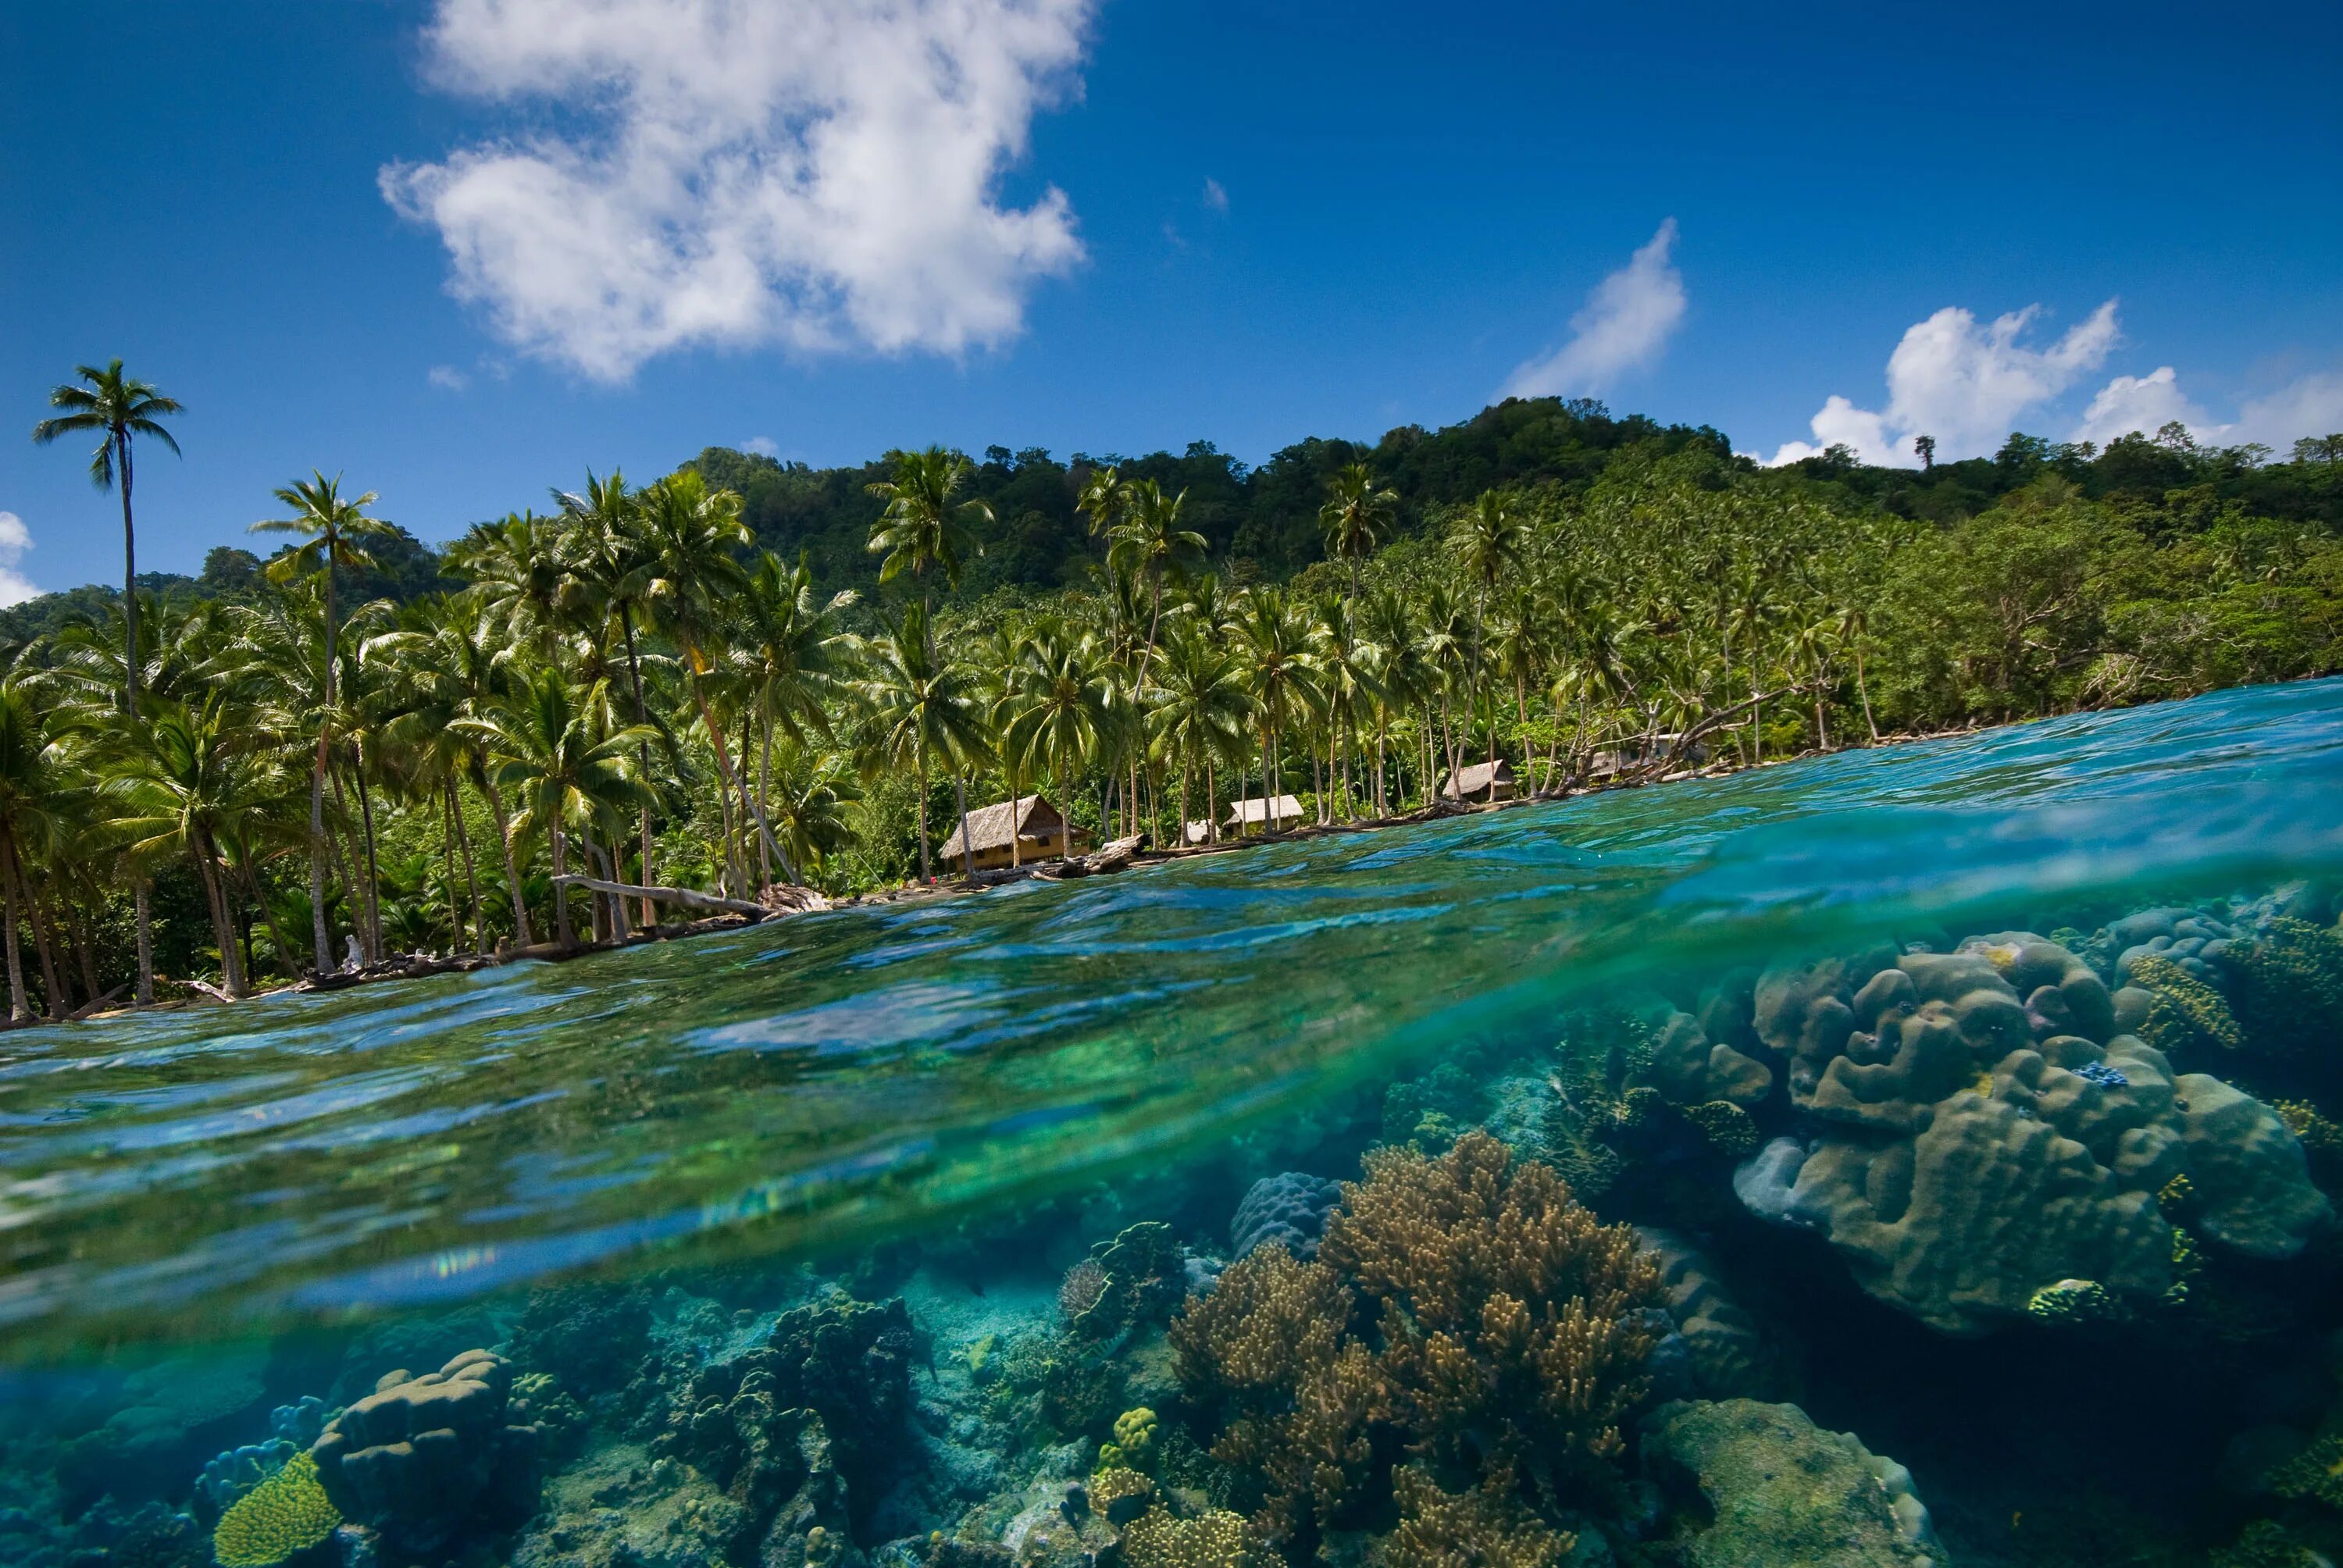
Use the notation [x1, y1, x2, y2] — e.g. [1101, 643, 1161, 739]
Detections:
[1681, 1099, 1760, 1157]
[2267, 1427, 2343, 1509]
[2026, 1278, 2122, 1325]
[2157, 1172, 2195, 1211]
[2128, 954, 2244, 1055]
[211, 1450, 341, 1567]
[1099, 1406, 1159, 1472]
[1120, 1505, 1275, 1568]
[2222, 917, 2343, 1058]
[2211, 1520, 2320, 1568]
[1611, 1085, 1663, 1130]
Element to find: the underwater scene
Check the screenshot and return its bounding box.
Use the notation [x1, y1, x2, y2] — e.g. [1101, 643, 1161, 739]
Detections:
[6, 678, 2343, 1568]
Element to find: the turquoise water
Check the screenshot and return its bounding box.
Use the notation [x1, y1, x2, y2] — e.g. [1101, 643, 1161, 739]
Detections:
[5, 679, 2342, 1567]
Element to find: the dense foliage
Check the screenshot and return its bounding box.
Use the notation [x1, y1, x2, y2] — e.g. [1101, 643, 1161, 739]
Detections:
[5, 383, 2339, 1013]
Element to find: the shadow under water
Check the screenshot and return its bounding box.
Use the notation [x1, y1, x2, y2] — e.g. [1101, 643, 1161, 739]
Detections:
[3, 679, 2341, 1568]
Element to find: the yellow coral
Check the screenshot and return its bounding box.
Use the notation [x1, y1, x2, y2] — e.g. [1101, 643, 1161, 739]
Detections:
[2129, 955, 2244, 1054]
[212, 1451, 341, 1568]
[1099, 1406, 1159, 1471]
[1120, 1505, 1272, 1568]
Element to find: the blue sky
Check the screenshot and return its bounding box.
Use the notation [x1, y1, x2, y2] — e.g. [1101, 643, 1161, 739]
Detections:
[2, 1, 2338, 601]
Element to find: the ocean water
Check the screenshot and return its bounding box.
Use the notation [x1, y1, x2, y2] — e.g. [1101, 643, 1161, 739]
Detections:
[5, 678, 2341, 1568]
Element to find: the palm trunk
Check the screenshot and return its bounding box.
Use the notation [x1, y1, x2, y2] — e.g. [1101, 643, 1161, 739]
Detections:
[27, 873, 63, 1020]
[689, 672, 748, 892]
[915, 747, 933, 882]
[328, 768, 373, 963]
[450, 779, 487, 953]
[1206, 754, 1218, 843]
[191, 835, 247, 1000]
[954, 770, 974, 878]
[439, 787, 465, 948]
[119, 433, 140, 715]
[620, 606, 658, 927]
[0, 829, 27, 1021]
[308, 750, 331, 973]
[134, 877, 154, 1004]
[480, 773, 533, 948]
[1855, 646, 1879, 741]
[355, 761, 386, 959]
[551, 825, 573, 949]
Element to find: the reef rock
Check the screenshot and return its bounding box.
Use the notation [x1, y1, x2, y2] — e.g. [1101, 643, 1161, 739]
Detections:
[1639, 1399, 1942, 1567]
[1734, 933, 2329, 1334]
[1649, 1011, 1774, 1109]
[1229, 1173, 1343, 1260]
[310, 1348, 542, 1556]
[1635, 1229, 1796, 1402]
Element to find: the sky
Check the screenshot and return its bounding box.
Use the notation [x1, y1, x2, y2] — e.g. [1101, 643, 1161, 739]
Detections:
[2, 1, 2339, 603]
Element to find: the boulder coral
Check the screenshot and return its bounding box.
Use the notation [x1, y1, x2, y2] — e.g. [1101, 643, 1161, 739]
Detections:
[1171, 1133, 1660, 1551]
[1730, 932, 2329, 1334]
[1228, 1173, 1343, 1261]
[309, 1348, 542, 1556]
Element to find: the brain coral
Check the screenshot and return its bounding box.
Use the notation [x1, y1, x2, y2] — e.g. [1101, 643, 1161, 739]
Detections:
[1732, 933, 2329, 1335]
[211, 1451, 340, 1568]
[310, 1348, 541, 1556]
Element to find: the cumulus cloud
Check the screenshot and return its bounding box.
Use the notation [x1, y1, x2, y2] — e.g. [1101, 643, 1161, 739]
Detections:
[1502, 219, 1686, 400]
[1201, 176, 1228, 213]
[741, 436, 780, 458]
[427, 364, 469, 391]
[382, 0, 1095, 382]
[2070, 365, 2205, 448]
[0, 513, 38, 608]
[2068, 365, 2343, 453]
[1769, 300, 2120, 466]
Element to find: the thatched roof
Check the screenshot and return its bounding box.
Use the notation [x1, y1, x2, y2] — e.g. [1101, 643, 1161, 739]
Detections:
[1440, 759, 1515, 797]
[940, 794, 1065, 857]
[1224, 794, 1303, 827]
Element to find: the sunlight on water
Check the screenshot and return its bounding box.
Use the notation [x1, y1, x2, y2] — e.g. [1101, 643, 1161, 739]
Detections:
[2, 679, 2338, 1354]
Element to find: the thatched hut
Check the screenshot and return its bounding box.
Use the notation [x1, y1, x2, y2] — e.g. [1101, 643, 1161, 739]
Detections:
[1224, 794, 1303, 835]
[1439, 758, 1517, 802]
[939, 794, 1091, 871]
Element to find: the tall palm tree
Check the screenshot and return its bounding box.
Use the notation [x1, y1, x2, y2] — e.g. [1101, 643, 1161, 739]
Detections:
[866, 447, 992, 867]
[1003, 617, 1112, 866]
[1450, 490, 1527, 781]
[251, 474, 398, 971]
[1233, 587, 1321, 835]
[33, 360, 183, 715]
[1147, 621, 1249, 844]
[556, 471, 663, 911]
[458, 668, 657, 949]
[731, 551, 856, 885]
[854, 602, 987, 883]
[639, 470, 757, 889]
[1319, 463, 1397, 610]
[1107, 479, 1207, 688]
[448, 511, 572, 658]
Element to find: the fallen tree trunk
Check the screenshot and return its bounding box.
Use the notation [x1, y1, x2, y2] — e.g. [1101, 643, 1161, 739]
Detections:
[551, 875, 769, 920]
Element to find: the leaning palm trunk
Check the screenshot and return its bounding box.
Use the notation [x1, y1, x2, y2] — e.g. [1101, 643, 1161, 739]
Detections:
[448, 780, 487, 953]
[191, 832, 248, 999]
[307, 750, 331, 973]
[29, 889, 66, 1019]
[134, 878, 154, 1004]
[619, 607, 658, 927]
[914, 747, 933, 882]
[687, 672, 751, 893]
[550, 825, 573, 949]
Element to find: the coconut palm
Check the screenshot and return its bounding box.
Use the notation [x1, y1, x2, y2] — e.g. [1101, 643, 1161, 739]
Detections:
[457, 668, 657, 949]
[1319, 463, 1397, 609]
[250, 473, 398, 971]
[556, 471, 665, 910]
[33, 360, 183, 715]
[639, 470, 757, 889]
[1106, 479, 1206, 684]
[854, 602, 987, 883]
[448, 511, 573, 657]
[1233, 587, 1321, 834]
[1003, 617, 1113, 865]
[1147, 620, 1250, 845]
[867, 447, 990, 602]
[732, 552, 857, 884]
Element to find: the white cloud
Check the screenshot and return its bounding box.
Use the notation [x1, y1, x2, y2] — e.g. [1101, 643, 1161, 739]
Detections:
[383, 0, 1095, 382]
[427, 363, 469, 391]
[0, 513, 38, 608]
[2233, 372, 2343, 450]
[1769, 300, 2120, 466]
[741, 436, 780, 458]
[1201, 176, 1228, 213]
[1503, 219, 1685, 400]
[2070, 365, 2205, 448]
[2067, 365, 2343, 454]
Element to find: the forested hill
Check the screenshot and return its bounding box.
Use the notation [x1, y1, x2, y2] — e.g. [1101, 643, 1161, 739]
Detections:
[6, 394, 2339, 641]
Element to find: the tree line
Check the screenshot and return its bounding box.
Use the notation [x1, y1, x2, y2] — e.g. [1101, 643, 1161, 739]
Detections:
[4, 359, 2338, 1017]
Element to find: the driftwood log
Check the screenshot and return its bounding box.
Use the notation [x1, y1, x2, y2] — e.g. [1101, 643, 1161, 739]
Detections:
[1039, 835, 1142, 880]
[551, 874, 773, 920]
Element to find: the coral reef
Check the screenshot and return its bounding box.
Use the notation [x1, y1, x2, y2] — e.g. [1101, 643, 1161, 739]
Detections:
[2025, 1278, 2121, 1324]
[508, 1282, 653, 1398]
[2127, 953, 2245, 1056]
[2220, 915, 2343, 1061]
[310, 1348, 542, 1557]
[1383, 1465, 1572, 1568]
[1229, 1174, 1344, 1261]
[1636, 1228, 1796, 1402]
[1098, 1407, 1157, 1472]
[1064, 1224, 1190, 1342]
[758, 1292, 919, 1499]
[1733, 932, 2329, 1332]
[210, 1450, 341, 1568]
[1172, 1133, 1660, 1553]
[1120, 1503, 1274, 1568]
[1638, 1399, 1942, 1567]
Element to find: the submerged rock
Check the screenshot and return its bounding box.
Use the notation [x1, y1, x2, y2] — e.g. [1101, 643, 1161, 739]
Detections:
[1639, 1399, 1942, 1567]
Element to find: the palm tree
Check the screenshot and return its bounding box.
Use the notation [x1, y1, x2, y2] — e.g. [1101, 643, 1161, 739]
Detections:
[0, 682, 57, 1019]
[866, 447, 993, 868]
[854, 602, 987, 883]
[33, 361, 183, 715]
[732, 552, 857, 884]
[557, 471, 662, 911]
[639, 470, 757, 889]
[1319, 463, 1397, 610]
[764, 744, 861, 876]
[1451, 490, 1526, 781]
[1147, 620, 1249, 844]
[1003, 617, 1112, 865]
[1233, 588, 1321, 834]
[448, 511, 572, 658]
[458, 668, 657, 949]
[1107, 479, 1207, 688]
[251, 473, 398, 972]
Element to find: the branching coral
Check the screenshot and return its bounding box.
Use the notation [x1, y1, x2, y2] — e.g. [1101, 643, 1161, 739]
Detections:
[1681, 1100, 1760, 1157]
[210, 1451, 340, 1568]
[1382, 1466, 1573, 1568]
[2128, 954, 2245, 1055]
[1087, 1466, 1156, 1524]
[2222, 917, 2343, 1060]
[1172, 1134, 1660, 1552]
[1120, 1505, 1276, 1568]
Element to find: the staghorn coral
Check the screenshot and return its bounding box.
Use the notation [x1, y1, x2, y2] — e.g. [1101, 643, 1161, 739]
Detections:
[2128, 953, 2245, 1055]
[1173, 1134, 1660, 1552]
[210, 1450, 340, 1568]
[2266, 1422, 2343, 1509]
[1118, 1505, 1275, 1568]
[1086, 1466, 1155, 1525]
[1381, 1466, 1572, 1568]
